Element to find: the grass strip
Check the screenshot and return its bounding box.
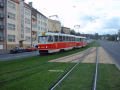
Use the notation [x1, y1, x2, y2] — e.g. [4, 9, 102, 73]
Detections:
[0, 63, 74, 90]
[0, 41, 101, 90]
[55, 63, 95, 90]
[97, 64, 120, 90]
[53, 64, 120, 90]
[0, 41, 98, 74]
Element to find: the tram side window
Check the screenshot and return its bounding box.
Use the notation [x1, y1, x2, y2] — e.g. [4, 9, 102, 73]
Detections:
[73, 37, 75, 41]
[69, 37, 71, 41]
[72, 37, 74, 41]
[54, 35, 59, 42]
[69, 37, 72, 41]
[48, 36, 53, 42]
[81, 38, 83, 41]
[77, 38, 80, 42]
[59, 36, 63, 42]
[63, 36, 66, 42]
[66, 36, 69, 41]
[83, 38, 85, 41]
[83, 38, 84, 41]
[80, 38, 81, 41]
[70, 37, 73, 41]
[68, 36, 70, 41]
[68, 37, 70, 41]
[75, 38, 77, 42]
[76, 38, 78, 42]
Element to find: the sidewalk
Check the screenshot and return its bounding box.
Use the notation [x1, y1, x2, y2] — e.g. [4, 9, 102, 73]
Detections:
[0, 50, 9, 55]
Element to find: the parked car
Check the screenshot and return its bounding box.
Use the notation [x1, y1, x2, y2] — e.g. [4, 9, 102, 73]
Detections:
[25, 46, 37, 52]
[10, 47, 26, 54]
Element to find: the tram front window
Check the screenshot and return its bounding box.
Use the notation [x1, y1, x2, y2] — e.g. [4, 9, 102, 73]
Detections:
[38, 36, 53, 44]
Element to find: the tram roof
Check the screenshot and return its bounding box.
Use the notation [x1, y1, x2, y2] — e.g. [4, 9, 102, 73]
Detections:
[39, 32, 86, 38]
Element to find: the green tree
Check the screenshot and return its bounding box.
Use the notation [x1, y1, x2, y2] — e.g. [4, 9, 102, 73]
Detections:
[95, 33, 99, 40]
[70, 30, 76, 35]
[76, 32, 81, 36]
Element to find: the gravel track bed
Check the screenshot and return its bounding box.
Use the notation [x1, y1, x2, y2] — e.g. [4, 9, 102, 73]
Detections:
[49, 47, 114, 64]
[98, 47, 114, 64]
[49, 47, 93, 63]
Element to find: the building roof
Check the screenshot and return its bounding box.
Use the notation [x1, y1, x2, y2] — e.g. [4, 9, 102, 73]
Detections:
[24, 3, 31, 10]
[62, 27, 70, 29]
[11, 0, 21, 3]
[11, 0, 26, 4]
[31, 7, 47, 18]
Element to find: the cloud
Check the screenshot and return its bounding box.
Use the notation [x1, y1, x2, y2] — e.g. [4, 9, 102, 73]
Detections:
[25, 0, 120, 34]
[103, 17, 120, 29]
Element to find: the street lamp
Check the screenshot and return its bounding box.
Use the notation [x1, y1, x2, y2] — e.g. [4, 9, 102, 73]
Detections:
[74, 25, 80, 33]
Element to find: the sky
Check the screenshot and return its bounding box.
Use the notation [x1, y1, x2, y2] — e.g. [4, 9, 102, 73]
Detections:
[25, 0, 120, 34]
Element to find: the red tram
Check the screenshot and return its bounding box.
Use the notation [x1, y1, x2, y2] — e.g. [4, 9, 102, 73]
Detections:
[38, 32, 87, 54]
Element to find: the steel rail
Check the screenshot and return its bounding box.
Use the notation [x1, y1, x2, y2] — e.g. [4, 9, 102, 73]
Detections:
[92, 47, 98, 90]
[50, 48, 92, 90]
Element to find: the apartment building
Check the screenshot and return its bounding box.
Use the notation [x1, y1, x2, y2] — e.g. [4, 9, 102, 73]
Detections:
[0, 0, 59, 51]
[37, 11, 48, 38]
[22, 3, 32, 48]
[28, 2, 48, 46]
[48, 19, 61, 33]
[6, 0, 20, 50]
[0, 0, 6, 50]
[31, 7, 37, 46]
[61, 27, 70, 34]
[7, 0, 32, 50]
[0, 0, 32, 51]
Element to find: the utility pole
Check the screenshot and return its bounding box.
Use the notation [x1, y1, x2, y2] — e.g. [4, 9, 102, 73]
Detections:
[74, 25, 80, 32]
[49, 15, 59, 21]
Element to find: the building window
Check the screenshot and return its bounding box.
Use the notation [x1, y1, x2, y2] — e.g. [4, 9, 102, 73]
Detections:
[25, 36, 31, 42]
[8, 23, 15, 30]
[8, 12, 15, 20]
[8, 35, 15, 42]
[8, 1, 16, 10]
[21, 34, 24, 38]
[25, 18, 30, 24]
[25, 27, 31, 33]
[38, 26, 40, 30]
[38, 21, 40, 24]
[25, 8, 30, 16]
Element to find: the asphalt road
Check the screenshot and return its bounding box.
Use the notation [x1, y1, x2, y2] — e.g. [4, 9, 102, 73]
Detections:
[0, 51, 39, 61]
[99, 40, 120, 69]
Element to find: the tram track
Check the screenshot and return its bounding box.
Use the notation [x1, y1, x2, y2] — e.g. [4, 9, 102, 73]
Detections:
[50, 47, 99, 90]
[0, 47, 93, 87]
[92, 47, 98, 90]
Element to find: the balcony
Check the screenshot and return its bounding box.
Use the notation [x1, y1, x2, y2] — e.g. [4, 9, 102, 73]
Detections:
[0, 25, 4, 30]
[0, 2, 4, 8]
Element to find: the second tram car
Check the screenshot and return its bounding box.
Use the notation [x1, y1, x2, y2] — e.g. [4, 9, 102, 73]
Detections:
[38, 32, 87, 54]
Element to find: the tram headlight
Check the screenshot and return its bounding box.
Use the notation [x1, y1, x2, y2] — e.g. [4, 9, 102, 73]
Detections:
[46, 46, 48, 48]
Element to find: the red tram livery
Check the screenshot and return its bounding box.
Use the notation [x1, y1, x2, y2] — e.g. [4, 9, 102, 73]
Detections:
[38, 32, 87, 54]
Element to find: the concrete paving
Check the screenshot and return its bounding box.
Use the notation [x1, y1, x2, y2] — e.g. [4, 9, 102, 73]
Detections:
[0, 51, 39, 61]
[99, 40, 120, 70]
